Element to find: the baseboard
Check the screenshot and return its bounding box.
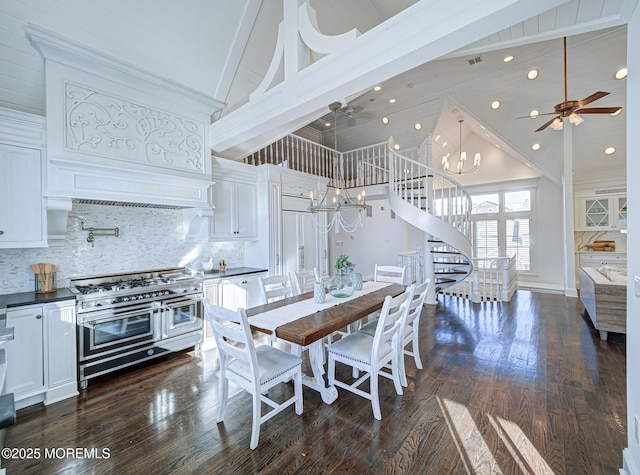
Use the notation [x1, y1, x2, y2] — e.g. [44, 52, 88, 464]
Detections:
[517, 281, 565, 294]
[622, 448, 640, 475]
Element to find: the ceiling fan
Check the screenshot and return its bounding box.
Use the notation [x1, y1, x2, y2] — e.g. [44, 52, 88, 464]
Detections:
[530, 37, 622, 132]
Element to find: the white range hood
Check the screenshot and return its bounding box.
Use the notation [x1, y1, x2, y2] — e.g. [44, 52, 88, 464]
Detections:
[26, 25, 223, 243]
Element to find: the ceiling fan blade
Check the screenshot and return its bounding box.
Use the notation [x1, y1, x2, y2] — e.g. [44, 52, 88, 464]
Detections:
[535, 116, 560, 132]
[516, 111, 557, 119]
[578, 91, 609, 107]
[577, 107, 622, 115]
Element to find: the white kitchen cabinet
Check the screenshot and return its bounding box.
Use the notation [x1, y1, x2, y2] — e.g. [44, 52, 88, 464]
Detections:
[579, 252, 627, 269]
[575, 194, 627, 231]
[201, 272, 266, 349]
[218, 273, 267, 311]
[282, 210, 329, 277]
[4, 306, 45, 398]
[211, 180, 258, 240]
[4, 300, 78, 409]
[0, 143, 47, 248]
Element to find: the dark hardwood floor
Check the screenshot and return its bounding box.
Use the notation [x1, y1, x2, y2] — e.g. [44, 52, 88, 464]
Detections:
[3, 290, 626, 474]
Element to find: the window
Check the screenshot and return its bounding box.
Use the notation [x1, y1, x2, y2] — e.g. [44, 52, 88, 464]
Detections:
[470, 189, 533, 271]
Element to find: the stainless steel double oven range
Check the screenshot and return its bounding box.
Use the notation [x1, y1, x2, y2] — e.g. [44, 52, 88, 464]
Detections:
[71, 267, 203, 389]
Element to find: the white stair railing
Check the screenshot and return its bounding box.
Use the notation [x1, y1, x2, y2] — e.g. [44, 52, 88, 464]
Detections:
[388, 140, 473, 250]
[387, 139, 474, 292]
[440, 256, 518, 302]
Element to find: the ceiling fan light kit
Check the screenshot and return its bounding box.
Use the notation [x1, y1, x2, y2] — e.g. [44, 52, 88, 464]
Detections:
[531, 37, 622, 132]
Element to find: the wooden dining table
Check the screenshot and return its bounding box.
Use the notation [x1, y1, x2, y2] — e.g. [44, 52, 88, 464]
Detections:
[246, 282, 406, 404]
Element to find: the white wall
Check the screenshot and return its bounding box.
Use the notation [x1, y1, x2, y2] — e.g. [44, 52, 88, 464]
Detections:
[328, 197, 423, 280]
[0, 203, 244, 294]
[518, 177, 565, 292]
[625, 6, 640, 474]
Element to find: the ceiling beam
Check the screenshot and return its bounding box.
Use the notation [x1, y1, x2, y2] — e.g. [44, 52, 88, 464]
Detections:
[209, 0, 570, 158]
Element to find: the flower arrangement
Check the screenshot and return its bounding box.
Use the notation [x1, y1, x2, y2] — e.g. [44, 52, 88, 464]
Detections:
[334, 254, 355, 276]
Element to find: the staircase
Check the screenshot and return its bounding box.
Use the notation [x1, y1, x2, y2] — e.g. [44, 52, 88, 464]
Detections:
[386, 139, 474, 295]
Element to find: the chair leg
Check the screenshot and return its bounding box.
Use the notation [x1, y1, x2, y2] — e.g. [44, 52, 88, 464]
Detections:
[327, 354, 336, 386]
[217, 372, 229, 422]
[398, 346, 408, 388]
[250, 391, 261, 450]
[412, 331, 423, 369]
[371, 372, 382, 420]
[294, 369, 303, 415]
[392, 352, 404, 395]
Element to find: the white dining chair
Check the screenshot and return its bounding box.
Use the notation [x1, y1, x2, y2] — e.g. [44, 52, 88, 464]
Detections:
[327, 285, 414, 420]
[204, 299, 303, 450]
[359, 279, 430, 386]
[374, 264, 406, 284]
[259, 274, 294, 304]
[289, 269, 318, 295]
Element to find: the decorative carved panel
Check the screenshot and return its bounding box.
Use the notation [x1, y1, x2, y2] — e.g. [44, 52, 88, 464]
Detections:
[65, 83, 205, 173]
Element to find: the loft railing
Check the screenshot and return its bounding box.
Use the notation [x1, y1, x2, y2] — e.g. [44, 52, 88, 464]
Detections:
[440, 256, 518, 302]
[242, 134, 394, 187]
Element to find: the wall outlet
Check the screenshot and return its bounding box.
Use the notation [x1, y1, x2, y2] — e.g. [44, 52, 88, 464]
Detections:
[636, 416, 639, 445]
[335, 241, 344, 246]
[635, 276, 640, 298]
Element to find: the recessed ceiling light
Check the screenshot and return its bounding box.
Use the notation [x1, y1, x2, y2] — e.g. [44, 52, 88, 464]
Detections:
[615, 68, 627, 80]
[503, 55, 514, 63]
[610, 108, 622, 116]
[604, 147, 616, 155]
[526, 163, 532, 168]
[434, 134, 440, 142]
[527, 69, 539, 80]
[441, 141, 447, 148]
[491, 101, 501, 110]
[394, 143, 400, 150]
[381, 117, 389, 125]
[388, 98, 396, 104]
[495, 144, 501, 149]
[529, 110, 539, 118]
[325, 122, 331, 127]
[414, 123, 422, 130]
[531, 143, 541, 151]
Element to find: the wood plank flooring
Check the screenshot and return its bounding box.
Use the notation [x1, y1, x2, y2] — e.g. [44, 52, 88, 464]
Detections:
[3, 290, 626, 474]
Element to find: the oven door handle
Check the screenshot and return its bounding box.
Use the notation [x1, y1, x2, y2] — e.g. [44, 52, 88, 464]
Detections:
[162, 295, 202, 309]
[80, 306, 159, 325]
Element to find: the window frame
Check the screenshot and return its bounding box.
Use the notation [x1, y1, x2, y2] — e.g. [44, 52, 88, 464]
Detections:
[467, 181, 537, 275]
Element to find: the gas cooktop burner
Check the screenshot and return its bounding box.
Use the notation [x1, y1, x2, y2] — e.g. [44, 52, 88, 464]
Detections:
[70, 268, 202, 310]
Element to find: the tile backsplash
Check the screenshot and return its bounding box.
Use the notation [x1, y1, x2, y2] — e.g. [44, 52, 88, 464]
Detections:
[0, 203, 244, 295]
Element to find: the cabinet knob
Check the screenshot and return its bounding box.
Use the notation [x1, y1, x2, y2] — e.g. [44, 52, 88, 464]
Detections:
[36, 314, 42, 319]
[0, 230, 4, 235]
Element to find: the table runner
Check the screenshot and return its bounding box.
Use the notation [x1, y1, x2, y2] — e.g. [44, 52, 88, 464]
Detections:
[249, 281, 391, 332]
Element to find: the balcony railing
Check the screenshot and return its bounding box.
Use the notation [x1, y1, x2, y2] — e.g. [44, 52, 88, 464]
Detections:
[243, 134, 394, 187]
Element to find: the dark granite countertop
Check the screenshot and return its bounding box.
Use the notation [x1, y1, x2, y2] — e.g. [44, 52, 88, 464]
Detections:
[0, 288, 76, 311]
[201, 267, 268, 280]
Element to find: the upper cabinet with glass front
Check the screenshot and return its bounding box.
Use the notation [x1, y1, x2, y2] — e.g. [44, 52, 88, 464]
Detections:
[575, 194, 627, 230]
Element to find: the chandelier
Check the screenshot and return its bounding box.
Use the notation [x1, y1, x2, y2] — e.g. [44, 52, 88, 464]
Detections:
[308, 103, 367, 233]
[442, 118, 481, 175]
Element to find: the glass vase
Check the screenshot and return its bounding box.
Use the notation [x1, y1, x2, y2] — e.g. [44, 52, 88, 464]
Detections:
[353, 272, 363, 291]
[328, 273, 354, 298]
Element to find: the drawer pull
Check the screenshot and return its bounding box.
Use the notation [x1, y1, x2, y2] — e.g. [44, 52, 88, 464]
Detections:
[36, 314, 42, 319]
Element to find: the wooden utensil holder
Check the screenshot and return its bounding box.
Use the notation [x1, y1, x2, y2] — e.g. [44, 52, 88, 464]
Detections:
[35, 272, 56, 293]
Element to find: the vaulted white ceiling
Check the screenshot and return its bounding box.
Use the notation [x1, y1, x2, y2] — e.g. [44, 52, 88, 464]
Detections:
[0, 0, 635, 185]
